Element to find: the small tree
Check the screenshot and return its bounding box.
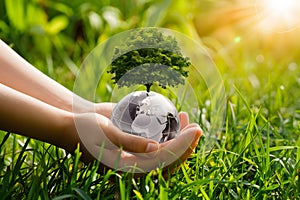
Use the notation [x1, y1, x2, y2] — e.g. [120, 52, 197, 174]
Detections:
[108, 28, 190, 92]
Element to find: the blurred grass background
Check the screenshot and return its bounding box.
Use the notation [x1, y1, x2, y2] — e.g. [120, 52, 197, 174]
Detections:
[0, 0, 300, 199]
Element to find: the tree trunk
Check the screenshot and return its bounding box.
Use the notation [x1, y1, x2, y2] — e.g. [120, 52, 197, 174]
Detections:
[145, 84, 152, 93]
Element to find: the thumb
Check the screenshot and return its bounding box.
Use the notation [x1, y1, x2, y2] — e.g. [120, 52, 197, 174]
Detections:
[102, 121, 159, 154]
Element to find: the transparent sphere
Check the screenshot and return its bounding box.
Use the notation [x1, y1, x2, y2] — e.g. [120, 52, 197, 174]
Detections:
[111, 91, 180, 143]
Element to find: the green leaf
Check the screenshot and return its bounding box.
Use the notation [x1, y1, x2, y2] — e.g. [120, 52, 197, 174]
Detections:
[269, 146, 298, 152]
[52, 194, 77, 200]
[297, 135, 300, 164]
[0, 132, 10, 150]
[108, 28, 190, 91]
[118, 177, 126, 200]
[4, 0, 26, 31]
[133, 190, 144, 200]
[142, 0, 172, 27]
[73, 188, 92, 200]
[46, 15, 69, 35]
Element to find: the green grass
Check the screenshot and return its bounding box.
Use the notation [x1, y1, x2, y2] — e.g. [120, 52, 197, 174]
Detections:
[1, 0, 300, 199]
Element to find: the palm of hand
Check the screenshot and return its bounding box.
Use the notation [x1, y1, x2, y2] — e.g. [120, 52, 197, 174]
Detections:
[76, 103, 201, 174]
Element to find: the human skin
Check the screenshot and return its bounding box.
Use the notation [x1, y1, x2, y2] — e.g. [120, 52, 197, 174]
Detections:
[0, 40, 94, 113]
[0, 39, 202, 172]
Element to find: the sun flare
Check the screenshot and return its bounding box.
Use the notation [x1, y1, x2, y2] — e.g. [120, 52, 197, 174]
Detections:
[266, 0, 293, 14]
[255, 0, 300, 33]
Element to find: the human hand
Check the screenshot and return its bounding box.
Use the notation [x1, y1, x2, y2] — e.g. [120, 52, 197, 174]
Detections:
[73, 103, 202, 174]
[99, 112, 202, 174]
[93, 102, 116, 118]
[103, 113, 202, 174]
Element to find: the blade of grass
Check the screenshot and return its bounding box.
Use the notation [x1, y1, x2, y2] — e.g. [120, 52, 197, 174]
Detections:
[73, 188, 92, 200]
[0, 132, 10, 150]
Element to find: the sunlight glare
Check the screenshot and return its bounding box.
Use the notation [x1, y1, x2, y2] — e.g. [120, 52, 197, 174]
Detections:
[256, 0, 300, 33]
[266, 0, 293, 14]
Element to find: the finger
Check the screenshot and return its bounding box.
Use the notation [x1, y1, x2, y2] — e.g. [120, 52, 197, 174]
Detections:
[181, 123, 200, 131]
[179, 112, 189, 130]
[121, 125, 201, 172]
[101, 120, 159, 154]
[160, 123, 200, 147]
[162, 125, 202, 178]
[159, 124, 202, 159]
[74, 113, 120, 158]
[161, 124, 201, 177]
[166, 125, 202, 165]
[115, 111, 190, 155]
[95, 103, 160, 153]
[128, 120, 197, 159]
[94, 103, 116, 118]
[99, 125, 202, 173]
[74, 113, 158, 162]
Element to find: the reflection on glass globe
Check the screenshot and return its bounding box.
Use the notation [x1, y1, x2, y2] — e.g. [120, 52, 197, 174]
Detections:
[111, 91, 180, 143]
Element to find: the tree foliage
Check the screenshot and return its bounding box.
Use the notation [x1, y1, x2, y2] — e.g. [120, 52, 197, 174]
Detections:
[108, 28, 190, 92]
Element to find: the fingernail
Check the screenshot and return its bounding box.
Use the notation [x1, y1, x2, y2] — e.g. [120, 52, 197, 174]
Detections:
[145, 142, 159, 153]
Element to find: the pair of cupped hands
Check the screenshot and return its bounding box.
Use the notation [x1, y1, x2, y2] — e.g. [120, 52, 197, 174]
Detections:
[0, 39, 201, 175]
[74, 102, 202, 174]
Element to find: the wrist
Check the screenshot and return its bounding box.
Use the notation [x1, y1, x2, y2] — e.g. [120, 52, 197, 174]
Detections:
[60, 112, 81, 153]
[71, 95, 95, 113]
[61, 112, 99, 163]
[94, 102, 115, 118]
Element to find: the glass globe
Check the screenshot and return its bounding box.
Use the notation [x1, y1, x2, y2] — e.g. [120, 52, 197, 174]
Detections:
[111, 91, 180, 143]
